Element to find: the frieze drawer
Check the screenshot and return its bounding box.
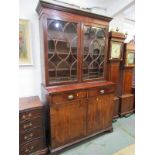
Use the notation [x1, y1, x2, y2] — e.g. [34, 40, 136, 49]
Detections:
[51, 90, 87, 104]
[88, 87, 115, 97]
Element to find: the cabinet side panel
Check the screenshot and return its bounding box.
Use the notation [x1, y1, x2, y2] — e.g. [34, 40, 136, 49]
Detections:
[39, 15, 46, 85]
[107, 62, 120, 95]
[123, 68, 133, 94]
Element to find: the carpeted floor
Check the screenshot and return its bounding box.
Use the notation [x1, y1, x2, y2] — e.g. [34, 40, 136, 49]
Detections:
[54, 114, 135, 155]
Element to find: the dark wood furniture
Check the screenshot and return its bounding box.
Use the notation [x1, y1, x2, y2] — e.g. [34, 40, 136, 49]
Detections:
[132, 86, 135, 112]
[132, 68, 135, 112]
[119, 40, 135, 117]
[107, 31, 125, 119]
[36, 1, 115, 154]
[19, 96, 48, 155]
[46, 81, 115, 153]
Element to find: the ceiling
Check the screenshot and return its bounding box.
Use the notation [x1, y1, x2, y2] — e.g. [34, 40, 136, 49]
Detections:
[45, 0, 135, 22]
[121, 4, 135, 21]
[47, 0, 110, 8]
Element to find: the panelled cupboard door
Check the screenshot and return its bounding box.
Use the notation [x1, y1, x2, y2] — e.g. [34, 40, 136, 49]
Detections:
[87, 94, 114, 135]
[102, 94, 115, 128]
[50, 99, 87, 148]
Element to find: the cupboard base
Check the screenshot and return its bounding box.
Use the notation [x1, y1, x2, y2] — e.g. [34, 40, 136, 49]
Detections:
[119, 110, 134, 117]
[32, 148, 49, 155]
[119, 94, 134, 117]
[49, 126, 113, 154]
[113, 97, 120, 119]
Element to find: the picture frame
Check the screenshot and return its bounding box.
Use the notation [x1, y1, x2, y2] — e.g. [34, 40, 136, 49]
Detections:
[126, 51, 135, 66]
[110, 41, 122, 60]
[19, 19, 33, 65]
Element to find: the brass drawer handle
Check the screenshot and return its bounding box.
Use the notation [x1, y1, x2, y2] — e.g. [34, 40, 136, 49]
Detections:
[22, 113, 32, 120]
[30, 146, 34, 150]
[23, 122, 32, 129]
[24, 133, 33, 140]
[24, 146, 34, 153]
[25, 148, 29, 153]
[68, 94, 74, 100]
[100, 90, 105, 94]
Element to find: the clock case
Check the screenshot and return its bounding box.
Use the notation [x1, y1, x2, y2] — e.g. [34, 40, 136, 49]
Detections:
[119, 40, 135, 117]
[107, 31, 126, 119]
[108, 31, 125, 61]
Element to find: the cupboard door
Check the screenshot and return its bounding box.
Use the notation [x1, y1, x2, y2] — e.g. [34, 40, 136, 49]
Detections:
[82, 24, 107, 80]
[102, 94, 115, 128]
[87, 94, 114, 135]
[50, 99, 87, 148]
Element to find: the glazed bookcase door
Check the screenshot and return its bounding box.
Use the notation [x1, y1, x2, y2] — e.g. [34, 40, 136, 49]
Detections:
[47, 18, 79, 84]
[82, 24, 107, 81]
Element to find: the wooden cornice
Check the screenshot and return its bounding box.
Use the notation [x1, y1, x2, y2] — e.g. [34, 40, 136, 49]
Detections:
[36, 0, 112, 22]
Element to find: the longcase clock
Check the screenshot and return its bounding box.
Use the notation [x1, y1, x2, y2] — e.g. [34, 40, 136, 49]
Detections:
[119, 40, 135, 116]
[107, 31, 125, 119]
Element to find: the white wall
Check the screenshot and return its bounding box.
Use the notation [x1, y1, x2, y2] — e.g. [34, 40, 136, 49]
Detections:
[109, 16, 135, 42]
[19, 0, 135, 99]
[19, 0, 42, 98]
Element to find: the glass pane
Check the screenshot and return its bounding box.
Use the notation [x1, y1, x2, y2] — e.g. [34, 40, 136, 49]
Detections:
[83, 25, 106, 80]
[47, 19, 78, 83]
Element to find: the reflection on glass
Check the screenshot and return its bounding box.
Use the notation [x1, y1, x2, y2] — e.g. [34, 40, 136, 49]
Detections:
[47, 19, 78, 82]
[83, 25, 106, 80]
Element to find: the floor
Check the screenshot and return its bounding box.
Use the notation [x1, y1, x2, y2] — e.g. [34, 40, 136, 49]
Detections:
[113, 144, 134, 155]
[57, 114, 135, 155]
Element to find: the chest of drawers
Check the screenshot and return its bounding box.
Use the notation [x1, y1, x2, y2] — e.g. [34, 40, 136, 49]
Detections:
[19, 96, 48, 155]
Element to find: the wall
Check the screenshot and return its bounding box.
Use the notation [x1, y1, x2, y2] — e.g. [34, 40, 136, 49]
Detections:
[109, 16, 135, 42]
[19, 0, 135, 99]
[19, 0, 42, 98]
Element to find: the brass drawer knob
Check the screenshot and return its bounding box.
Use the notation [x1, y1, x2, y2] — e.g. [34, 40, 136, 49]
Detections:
[22, 115, 26, 119]
[24, 136, 28, 140]
[100, 90, 104, 94]
[28, 113, 32, 117]
[68, 94, 74, 100]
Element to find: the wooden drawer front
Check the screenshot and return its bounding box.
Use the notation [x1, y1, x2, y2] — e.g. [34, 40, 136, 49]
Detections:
[20, 118, 43, 133]
[20, 127, 43, 145]
[20, 138, 44, 155]
[88, 87, 114, 97]
[20, 109, 42, 122]
[52, 90, 87, 104]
